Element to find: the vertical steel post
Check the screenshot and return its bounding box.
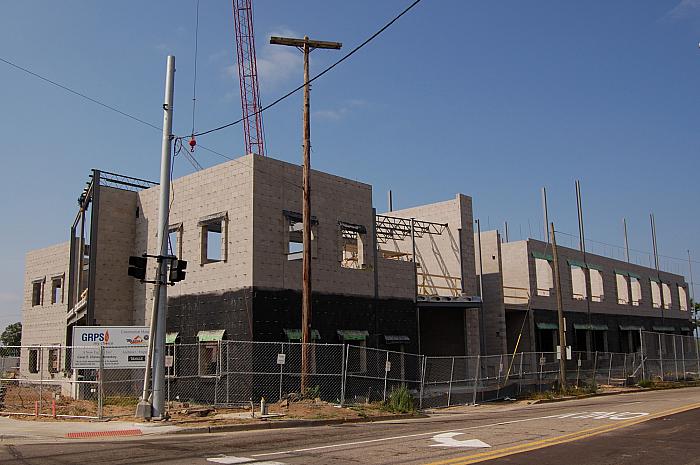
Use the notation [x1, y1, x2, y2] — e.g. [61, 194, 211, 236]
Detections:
[542, 187, 550, 243]
[673, 335, 679, 381]
[550, 224, 567, 390]
[419, 355, 426, 410]
[592, 351, 598, 387]
[383, 351, 390, 402]
[39, 347, 44, 415]
[659, 333, 664, 381]
[518, 352, 524, 395]
[623, 218, 630, 263]
[279, 343, 284, 402]
[607, 353, 613, 385]
[341, 344, 349, 407]
[680, 336, 686, 380]
[447, 356, 455, 407]
[138, 55, 175, 420]
[639, 329, 646, 380]
[98, 345, 104, 419]
[576, 353, 581, 388]
[472, 355, 480, 405]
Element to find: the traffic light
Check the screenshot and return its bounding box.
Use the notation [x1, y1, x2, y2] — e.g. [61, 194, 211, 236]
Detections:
[127, 256, 148, 280]
[169, 259, 187, 283]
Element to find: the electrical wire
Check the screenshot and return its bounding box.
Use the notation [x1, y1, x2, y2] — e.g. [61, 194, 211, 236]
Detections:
[0, 56, 161, 132]
[192, 0, 424, 138]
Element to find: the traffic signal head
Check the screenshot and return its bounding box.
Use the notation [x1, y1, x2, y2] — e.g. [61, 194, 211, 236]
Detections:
[169, 259, 187, 283]
[127, 256, 147, 280]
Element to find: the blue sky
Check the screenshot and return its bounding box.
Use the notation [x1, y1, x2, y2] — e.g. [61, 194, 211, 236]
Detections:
[1, 1, 699, 329]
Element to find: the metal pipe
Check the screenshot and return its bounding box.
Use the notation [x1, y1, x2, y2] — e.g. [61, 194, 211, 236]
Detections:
[623, 218, 630, 263]
[542, 187, 550, 243]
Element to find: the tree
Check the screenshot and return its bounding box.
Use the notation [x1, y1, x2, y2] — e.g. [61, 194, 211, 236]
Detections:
[0, 322, 21, 346]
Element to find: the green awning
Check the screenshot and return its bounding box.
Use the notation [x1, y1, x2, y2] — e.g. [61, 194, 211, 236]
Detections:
[337, 330, 369, 341]
[587, 263, 604, 272]
[567, 259, 587, 269]
[649, 277, 661, 283]
[652, 326, 675, 332]
[573, 323, 608, 331]
[680, 327, 692, 332]
[532, 251, 553, 261]
[283, 329, 321, 340]
[619, 325, 644, 331]
[628, 272, 641, 279]
[536, 322, 559, 330]
[197, 329, 226, 342]
[165, 332, 179, 344]
[614, 269, 629, 276]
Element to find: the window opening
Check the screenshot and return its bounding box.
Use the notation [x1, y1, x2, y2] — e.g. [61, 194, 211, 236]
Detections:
[679, 285, 688, 311]
[339, 222, 367, 269]
[590, 269, 604, 302]
[51, 277, 63, 304]
[29, 348, 39, 373]
[651, 280, 661, 308]
[31, 281, 43, 307]
[535, 258, 553, 297]
[570, 265, 587, 300]
[616, 273, 629, 305]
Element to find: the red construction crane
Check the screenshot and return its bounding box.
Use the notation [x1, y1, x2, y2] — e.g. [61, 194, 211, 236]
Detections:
[232, 0, 265, 156]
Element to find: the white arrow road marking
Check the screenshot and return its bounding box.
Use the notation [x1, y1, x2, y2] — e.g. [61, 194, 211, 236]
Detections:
[206, 456, 286, 464]
[430, 432, 491, 448]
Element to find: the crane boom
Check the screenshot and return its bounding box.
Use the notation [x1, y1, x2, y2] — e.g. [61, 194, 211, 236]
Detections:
[232, 0, 265, 156]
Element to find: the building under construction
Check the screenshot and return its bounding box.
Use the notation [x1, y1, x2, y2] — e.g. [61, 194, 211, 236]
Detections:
[20, 154, 691, 378]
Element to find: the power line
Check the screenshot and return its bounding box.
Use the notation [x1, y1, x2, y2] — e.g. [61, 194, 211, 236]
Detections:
[193, 0, 424, 138]
[0, 56, 161, 132]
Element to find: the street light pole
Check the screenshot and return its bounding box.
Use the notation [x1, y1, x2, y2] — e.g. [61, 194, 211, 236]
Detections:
[270, 36, 341, 393]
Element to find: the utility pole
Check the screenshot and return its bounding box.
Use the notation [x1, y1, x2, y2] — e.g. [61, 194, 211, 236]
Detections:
[623, 218, 630, 263]
[550, 222, 567, 390]
[136, 55, 175, 420]
[270, 36, 341, 392]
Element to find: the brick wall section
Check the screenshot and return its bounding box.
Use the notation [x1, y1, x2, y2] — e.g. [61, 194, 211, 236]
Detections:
[20, 242, 70, 378]
[475, 230, 508, 355]
[93, 187, 137, 326]
[133, 157, 254, 325]
[382, 194, 477, 297]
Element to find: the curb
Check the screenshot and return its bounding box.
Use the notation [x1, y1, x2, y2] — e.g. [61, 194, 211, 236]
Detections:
[529, 388, 647, 404]
[172, 413, 422, 435]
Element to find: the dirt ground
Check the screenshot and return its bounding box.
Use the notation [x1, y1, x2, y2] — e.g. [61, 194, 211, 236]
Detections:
[1, 384, 399, 424]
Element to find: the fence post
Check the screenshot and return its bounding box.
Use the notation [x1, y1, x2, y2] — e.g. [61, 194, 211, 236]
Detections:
[518, 352, 524, 395]
[575, 353, 580, 388]
[419, 355, 426, 410]
[538, 352, 543, 392]
[341, 344, 349, 407]
[592, 351, 598, 387]
[39, 347, 44, 416]
[383, 351, 390, 402]
[672, 335, 679, 381]
[447, 356, 455, 407]
[659, 334, 664, 381]
[607, 353, 613, 385]
[279, 343, 284, 403]
[98, 345, 104, 420]
[639, 329, 646, 380]
[472, 355, 480, 405]
[623, 353, 627, 381]
[496, 354, 503, 400]
[680, 336, 686, 380]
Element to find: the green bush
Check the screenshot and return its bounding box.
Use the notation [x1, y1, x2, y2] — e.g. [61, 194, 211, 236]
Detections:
[384, 386, 415, 414]
[302, 385, 321, 400]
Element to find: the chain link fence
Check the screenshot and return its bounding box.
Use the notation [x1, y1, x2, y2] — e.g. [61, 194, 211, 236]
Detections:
[2, 333, 698, 418]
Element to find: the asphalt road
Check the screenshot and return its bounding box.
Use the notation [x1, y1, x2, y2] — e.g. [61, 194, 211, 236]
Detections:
[2, 387, 700, 465]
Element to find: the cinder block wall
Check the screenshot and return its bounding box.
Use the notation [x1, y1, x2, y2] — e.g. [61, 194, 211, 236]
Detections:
[523, 238, 690, 321]
[20, 242, 70, 378]
[382, 194, 477, 297]
[475, 230, 508, 355]
[133, 157, 255, 326]
[252, 155, 379, 297]
[93, 187, 137, 326]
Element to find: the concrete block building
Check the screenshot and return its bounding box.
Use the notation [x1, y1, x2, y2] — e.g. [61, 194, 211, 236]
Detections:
[20, 154, 691, 380]
[475, 234, 692, 356]
[21, 154, 482, 381]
